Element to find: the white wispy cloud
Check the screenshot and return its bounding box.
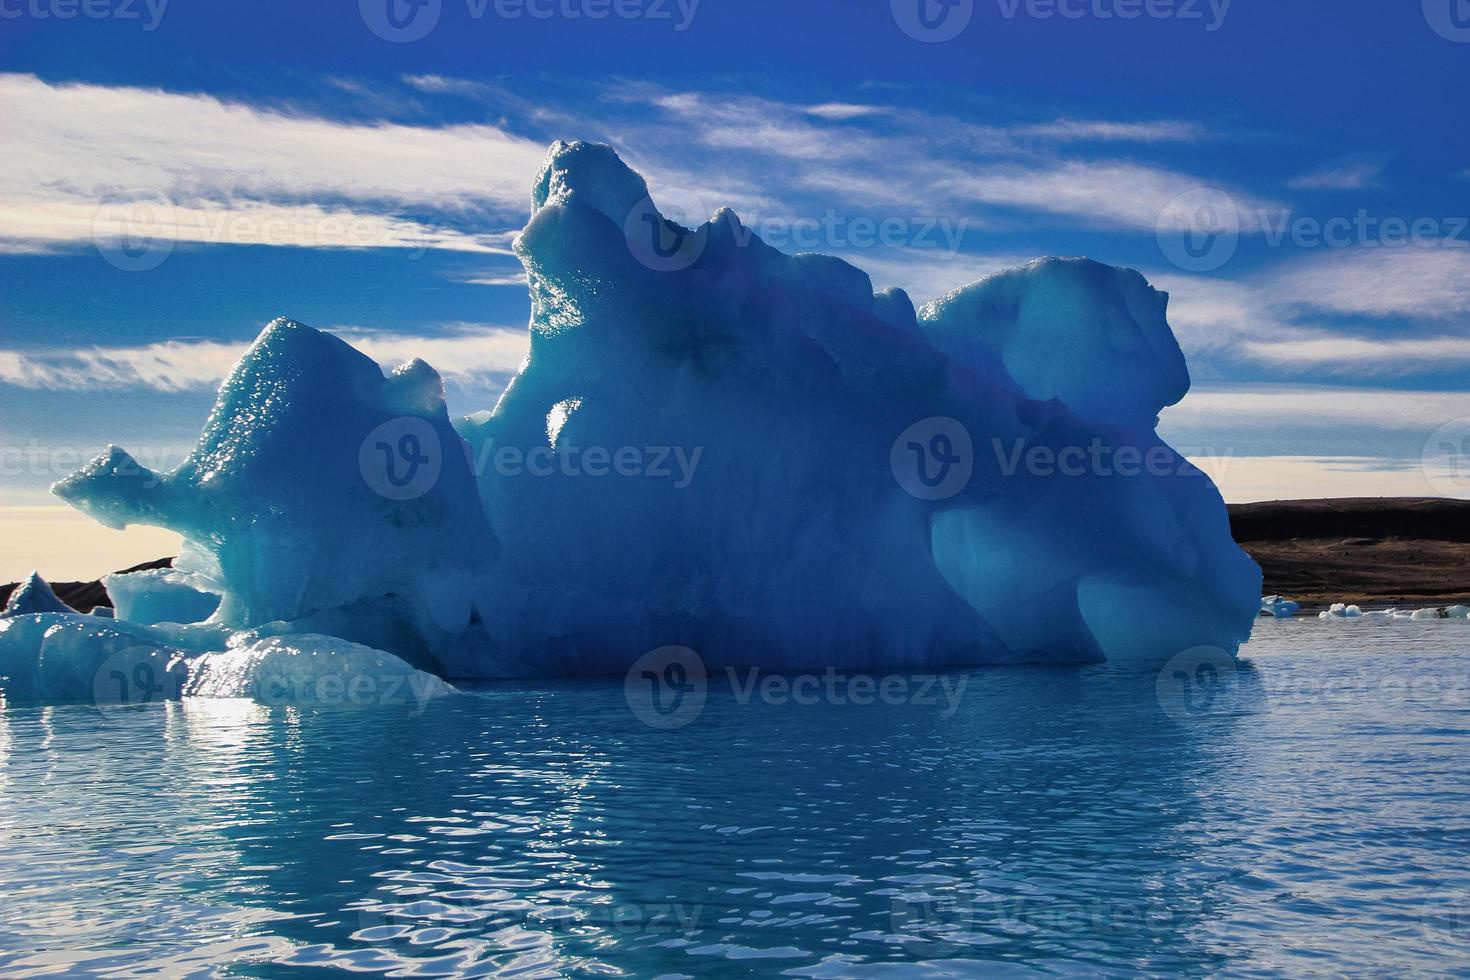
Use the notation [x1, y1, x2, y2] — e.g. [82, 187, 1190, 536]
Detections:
[1166, 384, 1470, 429]
[0, 72, 547, 255]
[457, 270, 530, 286]
[948, 161, 1278, 232]
[802, 103, 889, 121]
[1240, 335, 1470, 371]
[0, 71, 1253, 262]
[0, 326, 529, 392]
[600, 84, 1256, 232]
[1274, 247, 1470, 320]
[16, 199, 514, 254]
[1154, 246, 1470, 377]
[1287, 161, 1385, 191]
[1015, 119, 1208, 143]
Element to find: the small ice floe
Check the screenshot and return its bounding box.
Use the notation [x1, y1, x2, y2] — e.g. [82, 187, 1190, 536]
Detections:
[1261, 595, 1300, 618]
[1319, 604, 1455, 621]
[1393, 608, 1446, 620]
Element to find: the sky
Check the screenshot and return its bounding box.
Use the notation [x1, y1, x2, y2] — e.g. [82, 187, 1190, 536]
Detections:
[2, 0, 1470, 579]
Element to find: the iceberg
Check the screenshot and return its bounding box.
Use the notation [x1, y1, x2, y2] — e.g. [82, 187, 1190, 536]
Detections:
[7, 140, 1260, 696]
[1, 572, 75, 618]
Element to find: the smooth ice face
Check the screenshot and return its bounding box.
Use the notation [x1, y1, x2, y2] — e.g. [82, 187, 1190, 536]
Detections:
[36, 139, 1262, 686]
[104, 568, 221, 626]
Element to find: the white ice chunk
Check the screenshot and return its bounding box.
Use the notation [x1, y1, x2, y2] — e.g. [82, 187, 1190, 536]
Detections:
[1261, 596, 1300, 618]
[185, 635, 454, 707]
[104, 568, 221, 626]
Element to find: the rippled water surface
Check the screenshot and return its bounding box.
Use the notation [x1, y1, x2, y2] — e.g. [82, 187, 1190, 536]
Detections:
[3, 621, 1470, 977]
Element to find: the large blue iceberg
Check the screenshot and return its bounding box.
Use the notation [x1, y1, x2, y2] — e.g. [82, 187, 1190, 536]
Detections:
[0, 140, 1260, 701]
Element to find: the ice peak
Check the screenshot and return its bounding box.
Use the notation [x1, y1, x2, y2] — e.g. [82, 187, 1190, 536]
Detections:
[1, 572, 74, 618]
[529, 140, 653, 226]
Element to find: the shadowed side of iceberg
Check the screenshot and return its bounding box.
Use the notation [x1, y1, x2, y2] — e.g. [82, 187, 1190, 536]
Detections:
[460, 139, 1260, 670]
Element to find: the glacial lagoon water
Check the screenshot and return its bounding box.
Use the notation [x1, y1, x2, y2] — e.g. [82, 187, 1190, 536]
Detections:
[2, 621, 1470, 977]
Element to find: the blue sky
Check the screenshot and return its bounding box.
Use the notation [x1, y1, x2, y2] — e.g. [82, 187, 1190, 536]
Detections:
[3, 0, 1470, 577]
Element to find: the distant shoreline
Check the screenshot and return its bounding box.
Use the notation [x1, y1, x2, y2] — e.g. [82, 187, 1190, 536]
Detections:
[1229, 497, 1470, 612]
[7, 498, 1470, 616]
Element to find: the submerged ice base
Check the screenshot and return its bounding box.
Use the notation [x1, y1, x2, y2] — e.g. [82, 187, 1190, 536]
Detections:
[8, 140, 1261, 696]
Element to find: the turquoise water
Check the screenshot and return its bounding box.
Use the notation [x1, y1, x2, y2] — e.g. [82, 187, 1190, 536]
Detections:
[3, 621, 1470, 977]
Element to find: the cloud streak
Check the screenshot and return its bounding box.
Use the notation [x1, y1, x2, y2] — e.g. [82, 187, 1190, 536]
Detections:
[0, 72, 547, 255]
[0, 326, 530, 392]
[1287, 161, 1385, 191]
